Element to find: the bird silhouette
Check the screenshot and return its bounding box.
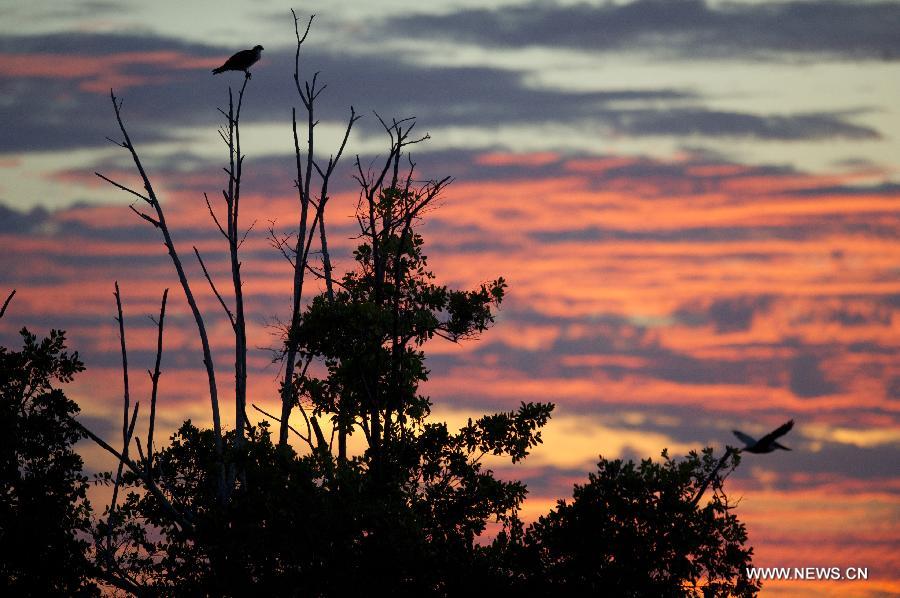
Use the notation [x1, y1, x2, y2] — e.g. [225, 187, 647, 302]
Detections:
[733, 419, 794, 453]
[212, 45, 264, 78]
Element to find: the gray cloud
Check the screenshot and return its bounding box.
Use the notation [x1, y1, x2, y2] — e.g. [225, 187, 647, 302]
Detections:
[786, 181, 900, 197]
[534, 225, 814, 244]
[675, 295, 774, 333]
[616, 109, 879, 140]
[505, 440, 900, 495]
[888, 377, 900, 401]
[0, 31, 215, 56]
[0, 30, 880, 155]
[428, 307, 829, 393]
[789, 353, 840, 398]
[829, 305, 892, 327]
[7, 1, 129, 24]
[389, 0, 900, 61]
[0, 35, 251, 152]
[0, 203, 51, 234]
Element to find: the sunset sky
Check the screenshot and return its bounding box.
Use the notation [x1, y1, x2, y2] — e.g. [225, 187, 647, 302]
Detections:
[2, 1, 899, 595]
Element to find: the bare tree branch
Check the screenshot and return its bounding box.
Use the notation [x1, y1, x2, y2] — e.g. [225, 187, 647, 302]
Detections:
[691, 447, 738, 507]
[304, 263, 348, 290]
[94, 172, 151, 203]
[215, 76, 252, 451]
[128, 205, 159, 228]
[134, 436, 146, 465]
[279, 14, 319, 447]
[204, 193, 228, 239]
[267, 223, 297, 267]
[251, 403, 313, 447]
[194, 247, 236, 328]
[316, 107, 359, 306]
[100, 89, 224, 499]
[113, 282, 130, 447]
[146, 288, 168, 473]
[73, 418, 194, 535]
[107, 402, 140, 536]
[0, 289, 15, 320]
[105, 282, 137, 560]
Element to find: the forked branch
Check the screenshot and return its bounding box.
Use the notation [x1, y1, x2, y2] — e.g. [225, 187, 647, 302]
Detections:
[691, 447, 738, 507]
[277, 15, 358, 449]
[98, 91, 224, 483]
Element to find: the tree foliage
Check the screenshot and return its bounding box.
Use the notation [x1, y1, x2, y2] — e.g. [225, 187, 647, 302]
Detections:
[0, 328, 97, 596]
[484, 449, 761, 596]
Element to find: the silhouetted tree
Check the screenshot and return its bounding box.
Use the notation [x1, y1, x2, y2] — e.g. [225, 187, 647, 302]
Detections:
[78, 10, 552, 594]
[0, 323, 98, 596]
[483, 449, 761, 596]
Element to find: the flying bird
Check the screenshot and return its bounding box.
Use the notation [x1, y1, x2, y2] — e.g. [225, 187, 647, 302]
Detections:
[733, 419, 794, 453]
[212, 45, 264, 78]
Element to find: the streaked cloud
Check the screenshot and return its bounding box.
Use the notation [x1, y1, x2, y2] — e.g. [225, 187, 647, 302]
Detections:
[391, 0, 900, 61]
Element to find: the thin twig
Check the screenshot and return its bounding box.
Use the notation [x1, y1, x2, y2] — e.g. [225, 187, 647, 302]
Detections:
[74, 418, 194, 534]
[691, 447, 737, 507]
[128, 205, 159, 227]
[94, 172, 150, 203]
[107, 403, 139, 551]
[193, 247, 236, 327]
[146, 288, 168, 473]
[0, 289, 15, 320]
[113, 282, 130, 447]
[204, 193, 228, 238]
[238, 220, 257, 249]
[251, 403, 312, 447]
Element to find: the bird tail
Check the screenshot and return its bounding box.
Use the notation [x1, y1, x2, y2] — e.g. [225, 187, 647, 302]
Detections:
[212, 67, 225, 75]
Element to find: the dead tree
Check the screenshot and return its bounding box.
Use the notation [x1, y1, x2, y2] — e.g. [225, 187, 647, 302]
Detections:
[195, 74, 254, 458]
[267, 15, 454, 465]
[95, 54, 264, 496]
[273, 10, 358, 449]
[96, 91, 228, 501]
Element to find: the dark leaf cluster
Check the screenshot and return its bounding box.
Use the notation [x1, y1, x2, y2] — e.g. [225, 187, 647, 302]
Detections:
[0, 329, 97, 596]
[482, 449, 760, 597]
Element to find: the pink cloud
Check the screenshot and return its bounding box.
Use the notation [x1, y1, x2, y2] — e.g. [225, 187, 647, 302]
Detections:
[0, 51, 218, 92]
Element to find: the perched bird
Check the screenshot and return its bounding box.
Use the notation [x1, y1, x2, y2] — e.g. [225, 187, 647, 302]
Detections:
[733, 419, 794, 453]
[212, 45, 264, 78]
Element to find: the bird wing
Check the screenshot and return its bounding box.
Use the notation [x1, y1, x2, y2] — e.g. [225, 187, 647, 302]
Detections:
[221, 49, 255, 70]
[732, 430, 758, 447]
[757, 419, 794, 446]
